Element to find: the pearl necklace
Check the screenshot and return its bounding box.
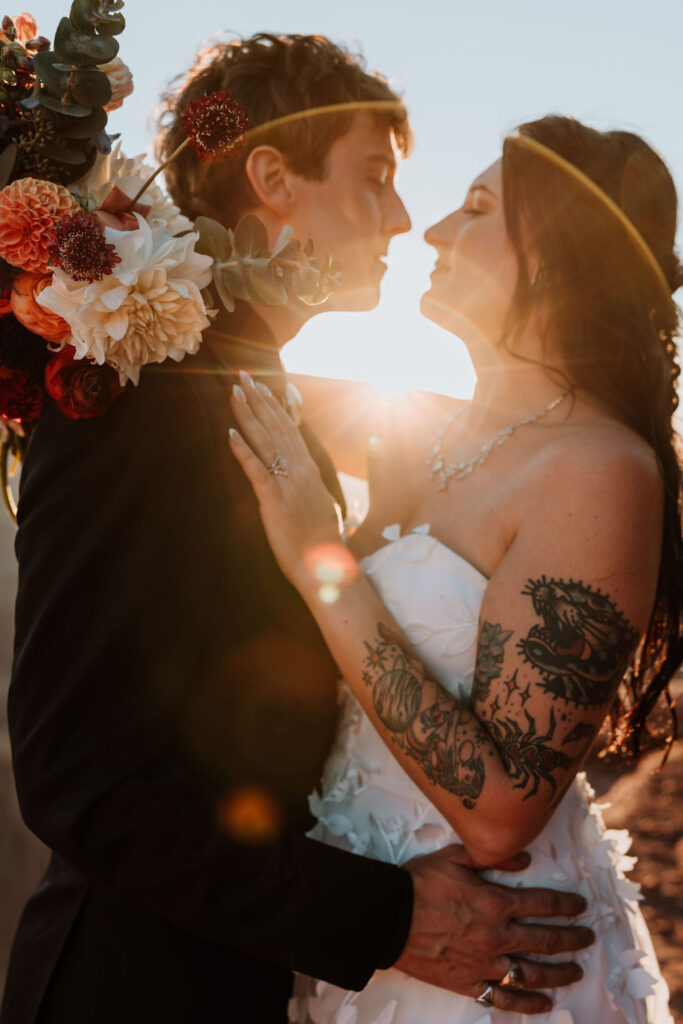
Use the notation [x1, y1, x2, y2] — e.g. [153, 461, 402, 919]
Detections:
[427, 391, 569, 490]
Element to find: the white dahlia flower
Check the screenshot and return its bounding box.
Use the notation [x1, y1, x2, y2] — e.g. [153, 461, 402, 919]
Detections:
[73, 143, 193, 237]
[37, 216, 213, 385]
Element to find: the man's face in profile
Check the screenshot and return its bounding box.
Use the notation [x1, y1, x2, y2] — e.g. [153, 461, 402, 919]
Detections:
[285, 112, 411, 312]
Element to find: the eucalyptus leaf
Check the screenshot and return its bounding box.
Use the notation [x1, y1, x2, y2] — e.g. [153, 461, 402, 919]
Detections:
[216, 264, 249, 302]
[54, 18, 119, 66]
[62, 106, 107, 137]
[233, 214, 269, 258]
[40, 141, 89, 164]
[33, 50, 68, 94]
[19, 94, 41, 110]
[239, 255, 271, 272]
[274, 239, 300, 264]
[0, 143, 17, 189]
[39, 95, 92, 117]
[70, 0, 99, 35]
[212, 274, 237, 313]
[247, 265, 288, 306]
[94, 13, 125, 37]
[271, 224, 295, 259]
[69, 67, 111, 107]
[195, 216, 233, 262]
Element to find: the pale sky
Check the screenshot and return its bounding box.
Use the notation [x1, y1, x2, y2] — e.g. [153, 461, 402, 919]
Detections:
[24, 0, 683, 398]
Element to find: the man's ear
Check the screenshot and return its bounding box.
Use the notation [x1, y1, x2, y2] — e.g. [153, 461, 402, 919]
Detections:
[245, 145, 295, 217]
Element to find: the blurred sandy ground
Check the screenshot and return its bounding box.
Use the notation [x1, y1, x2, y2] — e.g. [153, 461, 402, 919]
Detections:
[0, 499, 680, 1015]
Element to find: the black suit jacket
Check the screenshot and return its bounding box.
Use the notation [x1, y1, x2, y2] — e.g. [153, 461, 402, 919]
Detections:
[1, 304, 412, 1023]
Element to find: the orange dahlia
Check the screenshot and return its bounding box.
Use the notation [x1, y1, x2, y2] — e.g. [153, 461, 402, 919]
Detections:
[10, 272, 71, 344]
[0, 178, 79, 274]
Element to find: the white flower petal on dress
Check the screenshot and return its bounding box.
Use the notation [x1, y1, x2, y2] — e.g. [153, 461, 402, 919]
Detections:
[369, 1000, 398, 1024]
[381, 524, 401, 542]
[402, 622, 435, 645]
[441, 623, 478, 656]
[318, 812, 355, 837]
[414, 821, 450, 849]
[626, 966, 658, 999]
[334, 1005, 358, 1024]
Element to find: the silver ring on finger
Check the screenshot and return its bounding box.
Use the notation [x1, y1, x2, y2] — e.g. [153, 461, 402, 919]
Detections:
[475, 983, 496, 1007]
[268, 454, 289, 477]
[499, 957, 525, 990]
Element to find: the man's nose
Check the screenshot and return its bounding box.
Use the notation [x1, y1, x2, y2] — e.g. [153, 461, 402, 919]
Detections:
[385, 190, 412, 238]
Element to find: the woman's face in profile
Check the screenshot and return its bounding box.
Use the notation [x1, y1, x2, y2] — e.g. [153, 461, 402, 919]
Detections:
[421, 158, 522, 346]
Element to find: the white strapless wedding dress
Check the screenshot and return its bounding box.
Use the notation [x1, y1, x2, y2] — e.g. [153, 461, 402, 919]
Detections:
[288, 525, 673, 1024]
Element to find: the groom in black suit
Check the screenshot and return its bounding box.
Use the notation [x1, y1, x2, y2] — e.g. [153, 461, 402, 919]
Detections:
[1, 32, 592, 1023]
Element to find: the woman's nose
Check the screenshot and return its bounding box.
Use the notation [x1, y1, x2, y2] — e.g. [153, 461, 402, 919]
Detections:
[424, 212, 455, 248]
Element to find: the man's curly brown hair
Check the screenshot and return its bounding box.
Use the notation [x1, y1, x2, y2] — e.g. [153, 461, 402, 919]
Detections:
[155, 33, 412, 227]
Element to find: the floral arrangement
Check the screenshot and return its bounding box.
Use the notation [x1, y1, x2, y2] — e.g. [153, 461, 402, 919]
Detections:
[0, 2, 342, 520]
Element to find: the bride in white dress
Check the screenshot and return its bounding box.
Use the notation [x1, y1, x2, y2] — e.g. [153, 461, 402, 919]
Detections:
[228, 115, 681, 1023]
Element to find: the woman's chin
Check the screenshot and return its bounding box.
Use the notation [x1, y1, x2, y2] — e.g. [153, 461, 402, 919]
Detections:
[420, 289, 458, 334]
[420, 292, 485, 351]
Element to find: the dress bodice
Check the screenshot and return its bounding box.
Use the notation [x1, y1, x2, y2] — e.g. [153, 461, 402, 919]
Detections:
[295, 525, 671, 1024]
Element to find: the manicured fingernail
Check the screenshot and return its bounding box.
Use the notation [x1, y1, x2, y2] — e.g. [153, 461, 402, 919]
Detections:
[256, 381, 270, 396]
[239, 370, 256, 389]
[228, 428, 241, 442]
[232, 384, 247, 404]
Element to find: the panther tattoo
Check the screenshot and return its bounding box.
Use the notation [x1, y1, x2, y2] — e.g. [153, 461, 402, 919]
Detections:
[517, 577, 637, 707]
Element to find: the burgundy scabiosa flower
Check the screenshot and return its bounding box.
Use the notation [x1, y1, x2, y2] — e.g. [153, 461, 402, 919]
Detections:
[182, 91, 249, 162]
[48, 211, 121, 283]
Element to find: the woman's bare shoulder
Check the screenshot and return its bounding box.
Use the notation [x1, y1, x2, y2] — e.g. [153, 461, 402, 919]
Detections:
[523, 417, 664, 531]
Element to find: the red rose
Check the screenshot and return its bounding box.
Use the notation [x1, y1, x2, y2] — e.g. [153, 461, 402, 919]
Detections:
[0, 366, 47, 421]
[45, 347, 125, 420]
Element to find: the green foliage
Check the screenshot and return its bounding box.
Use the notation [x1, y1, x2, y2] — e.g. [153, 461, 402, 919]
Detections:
[20, 0, 126, 183]
[195, 214, 343, 314]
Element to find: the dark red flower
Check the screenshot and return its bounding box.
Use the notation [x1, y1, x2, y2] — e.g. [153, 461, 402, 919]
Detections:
[45, 347, 125, 420]
[182, 92, 249, 163]
[0, 367, 47, 421]
[0, 313, 49, 421]
[48, 211, 121, 283]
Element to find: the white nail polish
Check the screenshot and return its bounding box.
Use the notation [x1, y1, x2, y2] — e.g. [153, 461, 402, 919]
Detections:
[232, 384, 247, 404]
[239, 370, 256, 389]
[229, 428, 241, 441]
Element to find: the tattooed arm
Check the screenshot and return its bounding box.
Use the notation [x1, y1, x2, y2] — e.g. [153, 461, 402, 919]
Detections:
[229, 382, 663, 866]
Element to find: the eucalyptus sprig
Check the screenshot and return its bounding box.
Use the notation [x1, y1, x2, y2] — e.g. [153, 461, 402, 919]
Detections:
[195, 214, 343, 314]
[3, 0, 126, 185]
